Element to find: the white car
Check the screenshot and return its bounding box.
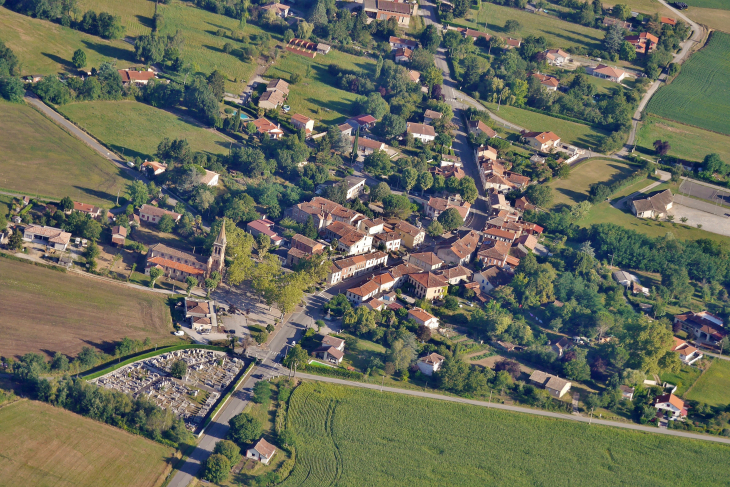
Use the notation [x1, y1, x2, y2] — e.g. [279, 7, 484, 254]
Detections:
[174, 330, 185, 336]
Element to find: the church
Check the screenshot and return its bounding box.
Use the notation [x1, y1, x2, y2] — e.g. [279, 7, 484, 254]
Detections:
[145, 222, 227, 282]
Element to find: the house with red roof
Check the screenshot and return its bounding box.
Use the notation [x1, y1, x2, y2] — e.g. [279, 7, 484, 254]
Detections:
[522, 131, 561, 152]
[653, 393, 687, 420]
[246, 218, 284, 247]
[625, 32, 659, 53]
[531, 73, 560, 91]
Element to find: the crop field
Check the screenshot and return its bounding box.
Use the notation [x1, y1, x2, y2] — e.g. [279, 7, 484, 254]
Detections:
[0, 100, 133, 206]
[458, 5, 605, 51]
[646, 32, 730, 136]
[0, 400, 174, 487]
[602, 0, 675, 16]
[684, 8, 730, 33]
[682, 0, 730, 9]
[480, 101, 608, 149]
[59, 100, 231, 160]
[686, 359, 730, 406]
[636, 115, 730, 163]
[0, 7, 134, 75]
[280, 382, 730, 486]
[0, 258, 175, 359]
[548, 158, 636, 207]
[266, 49, 377, 123]
[75, 0, 265, 91]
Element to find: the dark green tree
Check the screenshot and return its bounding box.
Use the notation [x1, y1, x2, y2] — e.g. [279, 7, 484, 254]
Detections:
[437, 207, 464, 232]
[201, 454, 230, 483]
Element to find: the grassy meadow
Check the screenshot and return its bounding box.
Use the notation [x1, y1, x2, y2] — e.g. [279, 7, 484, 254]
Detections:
[480, 101, 608, 149]
[646, 32, 730, 136]
[0, 400, 175, 487]
[548, 158, 636, 206]
[683, 7, 730, 33]
[0, 100, 133, 206]
[0, 6, 135, 75]
[75, 0, 266, 91]
[59, 100, 231, 160]
[265, 49, 376, 123]
[636, 115, 730, 163]
[459, 5, 605, 51]
[686, 359, 730, 406]
[0, 258, 175, 359]
[280, 382, 730, 486]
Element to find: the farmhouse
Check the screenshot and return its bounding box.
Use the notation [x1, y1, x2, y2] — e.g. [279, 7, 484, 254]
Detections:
[464, 29, 491, 42]
[262, 3, 289, 17]
[111, 225, 127, 247]
[529, 370, 572, 398]
[139, 204, 181, 225]
[631, 189, 673, 219]
[625, 32, 659, 53]
[674, 311, 727, 345]
[417, 353, 445, 376]
[22, 224, 71, 250]
[588, 64, 629, 83]
[118, 69, 156, 86]
[247, 438, 277, 465]
[653, 393, 686, 420]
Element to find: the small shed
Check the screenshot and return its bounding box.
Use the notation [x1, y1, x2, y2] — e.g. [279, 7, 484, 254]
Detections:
[246, 438, 277, 465]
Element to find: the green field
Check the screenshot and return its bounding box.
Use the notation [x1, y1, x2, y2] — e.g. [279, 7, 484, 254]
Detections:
[460, 5, 605, 51]
[548, 158, 635, 206]
[686, 359, 730, 406]
[647, 32, 730, 136]
[0, 400, 174, 487]
[481, 102, 608, 149]
[683, 7, 730, 33]
[0, 257, 175, 359]
[75, 0, 264, 91]
[602, 0, 676, 15]
[660, 365, 703, 397]
[281, 382, 730, 486]
[265, 49, 376, 123]
[0, 100, 133, 206]
[0, 6, 134, 75]
[636, 115, 730, 163]
[682, 0, 730, 9]
[59, 100, 231, 160]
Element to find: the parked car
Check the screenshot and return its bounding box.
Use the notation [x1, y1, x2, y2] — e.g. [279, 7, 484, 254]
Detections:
[174, 330, 185, 336]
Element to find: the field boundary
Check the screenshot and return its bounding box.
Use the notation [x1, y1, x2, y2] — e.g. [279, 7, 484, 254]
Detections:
[643, 113, 730, 139]
[82, 344, 228, 380]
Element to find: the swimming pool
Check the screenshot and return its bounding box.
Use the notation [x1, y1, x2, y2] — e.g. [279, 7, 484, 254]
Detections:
[239, 112, 251, 120]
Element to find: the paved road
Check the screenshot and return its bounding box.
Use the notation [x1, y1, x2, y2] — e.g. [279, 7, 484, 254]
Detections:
[166, 296, 318, 487]
[295, 373, 730, 445]
[623, 0, 705, 152]
[23, 93, 206, 225]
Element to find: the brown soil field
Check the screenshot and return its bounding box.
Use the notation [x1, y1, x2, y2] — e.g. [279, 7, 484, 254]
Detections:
[0, 400, 175, 487]
[0, 257, 174, 359]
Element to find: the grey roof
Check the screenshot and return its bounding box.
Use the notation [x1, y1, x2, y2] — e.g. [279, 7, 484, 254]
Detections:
[632, 189, 673, 214]
[613, 270, 638, 285]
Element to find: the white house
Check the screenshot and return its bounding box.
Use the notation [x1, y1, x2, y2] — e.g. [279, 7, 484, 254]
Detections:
[262, 3, 290, 17]
[389, 36, 418, 50]
[417, 353, 445, 376]
[543, 48, 570, 65]
[408, 307, 439, 329]
[407, 122, 436, 143]
[653, 393, 687, 420]
[632, 190, 673, 219]
[246, 438, 277, 465]
[200, 169, 220, 187]
[408, 252, 444, 272]
[529, 370, 572, 398]
[314, 335, 346, 365]
[22, 225, 71, 251]
[344, 176, 366, 200]
[671, 337, 703, 365]
[346, 280, 380, 304]
[588, 64, 629, 83]
[291, 113, 315, 134]
[522, 131, 561, 152]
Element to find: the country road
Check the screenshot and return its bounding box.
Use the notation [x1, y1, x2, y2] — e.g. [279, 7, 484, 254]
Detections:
[23, 93, 207, 226]
[295, 373, 730, 446]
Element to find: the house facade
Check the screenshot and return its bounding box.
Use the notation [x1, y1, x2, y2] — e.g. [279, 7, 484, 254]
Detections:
[139, 204, 181, 224]
[631, 190, 673, 219]
[22, 225, 71, 250]
[417, 353, 445, 376]
[408, 272, 448, 300]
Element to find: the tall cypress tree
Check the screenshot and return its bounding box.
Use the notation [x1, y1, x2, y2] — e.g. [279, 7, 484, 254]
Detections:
[351, 128, 359, 164]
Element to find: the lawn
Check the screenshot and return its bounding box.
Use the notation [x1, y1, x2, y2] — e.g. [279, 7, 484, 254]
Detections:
[579, 201, 730, 244]
[682, 0, 730, 9]
[480, 101, 608, 149]
[458, 5, 605, 52]
[646, 31, 730, 136]
[281, 382, 730, 486]
[548, 158, 636, 207]
[0, 258, 176, 360]
[265, 49, 377, 123]
[0, 100, 133, 206]
[660, 364, 702, 397]
[75, 0, 265, 92]
[58, 100, 231, 160]
[636, 115, 730, 163]
[0, 6, 135, 75]
[686, 359, 730, 406]
[602, 0, 675, 16]
[0, 400, 175, 487]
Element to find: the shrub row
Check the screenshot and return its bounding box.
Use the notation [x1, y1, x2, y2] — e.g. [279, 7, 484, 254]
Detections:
[0, 251, 67, 273]
[305, 363, 364, 381]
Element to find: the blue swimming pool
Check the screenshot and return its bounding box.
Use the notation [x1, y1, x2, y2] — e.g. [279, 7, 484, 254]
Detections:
[240, 113, 251, 120]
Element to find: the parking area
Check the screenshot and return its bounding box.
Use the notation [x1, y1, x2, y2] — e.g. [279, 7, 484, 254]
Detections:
[679, 179, 730, 208]
[670, 204, 730, 237]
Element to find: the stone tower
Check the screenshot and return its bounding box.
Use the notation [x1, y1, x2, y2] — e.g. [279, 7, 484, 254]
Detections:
[207, 220, 227, 277]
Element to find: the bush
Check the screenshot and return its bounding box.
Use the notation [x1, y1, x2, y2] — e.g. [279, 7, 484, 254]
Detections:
[202, 453, 230, 483]
[213, 440, 242, 465]
[228, 412, 262, 445]
[253, 380, 272, 405]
